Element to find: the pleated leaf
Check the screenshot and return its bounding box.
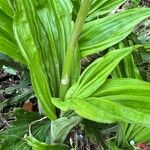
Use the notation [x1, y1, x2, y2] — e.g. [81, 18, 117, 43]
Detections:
[87, 0, 126, 21]
[79, 8, 150, 57]
[26, 136, 70, 150]
[117, 123, 150, 148]
[52, 97, 150, 127]
[13, 0, 73, 119]
[71, 0, 81, 15]
[66, 46, 140, 99]
[111, 41, 142, 79]
[110, 43, 149, 149]
[0, 109, 41, 150]
[51, 116, 82, 143]
[0, 10, 14, 42]
[133, 127, 150, 143]
[35, 0, 73, 96]
[0, 5, 25, 64]
[0, 0, 14, 18]
[112, 53, 141, 79]
[0, 36, 25, 64]
[71, 0, 125, 21]
[92, 78, 150, 114]
[13, 0, 57, 119]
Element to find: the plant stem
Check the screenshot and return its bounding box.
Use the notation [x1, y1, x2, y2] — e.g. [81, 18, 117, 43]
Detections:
[59, 0, 92, 99]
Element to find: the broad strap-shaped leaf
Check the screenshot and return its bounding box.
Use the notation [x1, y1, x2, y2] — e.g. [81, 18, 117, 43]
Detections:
[0, 109, 41, 150]
[143, 43, 150, 51]
[71, 0, 81, 15]
[116, 122, 150, 148]
[52, 97, 150, 127]
[110, 42, 150, 149]
[92, 78, 150, 114]
[29, 60, 56, 119]
[133, 126, 150, 143]
[14, 0, 73, 96]
[111, 41, 142, 79]
[108, 141, 119, 150]
[65, 46, 141, 99]
[26, 136, 70, 150]
[71, 0, 125, 21]
[116, 123, 130, 148]
[0, 109, 65, 150]
[13, 0, 57, 119]
[79, 8, 150, 57]
[87, 0, 126, 21]
[36, 0, 73, 96]
[89, 0, 109, 15]
[0, 36, 25, 64]
[112, 53, 141, 79]
[132, 0, 141, 5]
[0, 10, 14, 42]
[0, 3, 25, 64]
[51, 116, 82, 143]
[0, 0, 14, 18]
[83, 119, 102, 145]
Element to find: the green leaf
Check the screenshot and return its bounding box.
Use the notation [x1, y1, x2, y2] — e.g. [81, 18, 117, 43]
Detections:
[108, 141, 122, 150]
[29, 62, 56, 119]
[0, 10, 15, 42]
[52, 98, 70, 112]
[89, 0, 109, 14]
[79, 8, 150, 57]
[0, 109, 41, 138]
[116, 123, 130, 148]
[0, 0, 14, 18]
[66, 46, 141, 99]
[30, 119, 51, 144]
[53, 78, 150, 127]
[0, 1, 22, 64]
[112, 53, 141, 79]
[0, 36, 26, 64]
[13, 0, 74, 119]
[0, 137, 31, 150]
[111, 41, 142, 79]
[51, 116, 82, 143]
[26, 136, 70, 150]
[83, 119, 102, 145]
[8, 90, 33, 106]
[92, 78, 150, 114]
[143, 43, 150, 51]
[71, 0, 81, 15]
[0, 109, 41, 150]
[116, 122, 150, 149]
[133, 126, 150, 143]
[132, 0, 140, 5]
[87, 0, 126, 21]
[13, 0, 59, 119]
[36, 0, 73, 96]
[109, 42, 150, 149]
[0, 109, 54, 150]
[52, 97, 150, 126]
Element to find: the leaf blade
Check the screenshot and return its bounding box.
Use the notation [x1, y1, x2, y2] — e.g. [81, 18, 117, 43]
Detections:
[79, 8, 150, 57]
[26, 137, 70, 150]
[66, 46, 141, 99]
[92, 78, 150, 114]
